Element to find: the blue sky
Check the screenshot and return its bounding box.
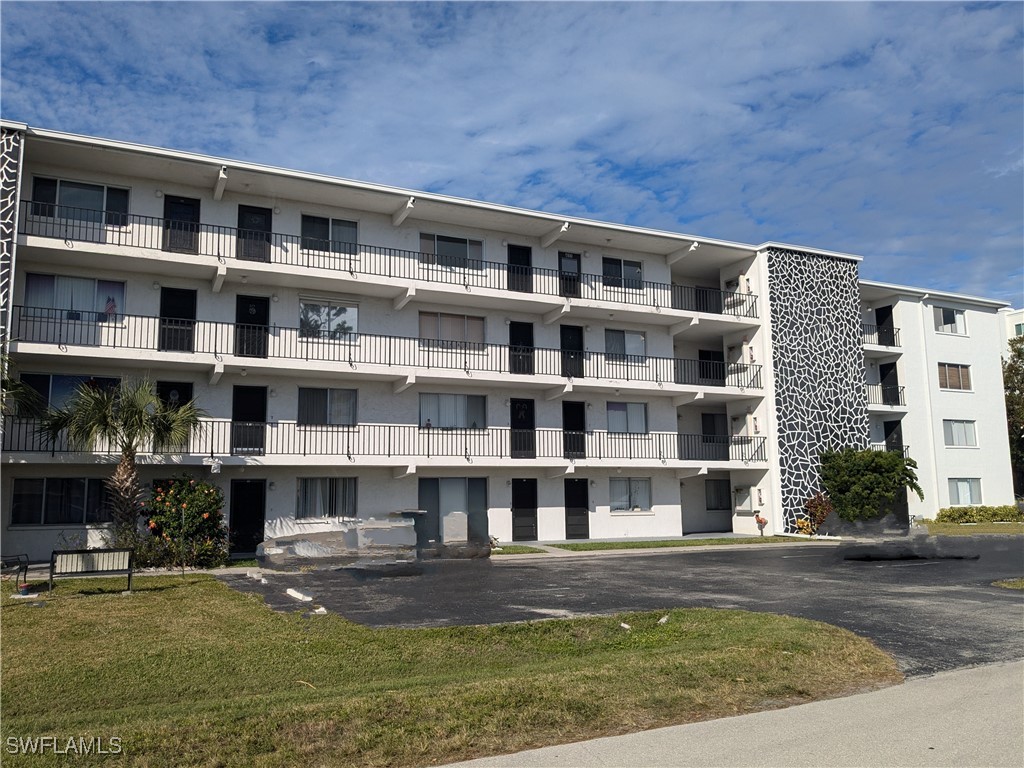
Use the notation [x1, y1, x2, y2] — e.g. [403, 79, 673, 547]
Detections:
[2, 2, 1021, 305]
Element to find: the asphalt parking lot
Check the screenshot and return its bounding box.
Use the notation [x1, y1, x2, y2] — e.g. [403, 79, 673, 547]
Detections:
[219, 537, 1024, 677]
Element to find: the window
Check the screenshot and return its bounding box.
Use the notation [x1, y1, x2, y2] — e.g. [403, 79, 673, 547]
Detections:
[420, 393, 486, 429]
[299, 299, 358, 339]
[300, 215, 357, 253]
[942, 420, 977, 447]
[11, 477, 110, 525]
[705, 479, 732, 511]
[419, 312, 485, 349]
[24, 273, 125, 321]
[32, 177, 129, 226]
[297, 388, 356, 425]
[602, 257, 643, 289]
[610, 477, 652, 511]
[296, 477, 357, 519]
[938, 363, 971, 391]
[934, 307, 966, 335]
[20, 373, 119, 411]
[605, 329, 646, 360]
[948, 478, 982, 506]
[1015, 323, 1024, 337]
[607, 402, 648, 433]
[420, 233, 483, 269]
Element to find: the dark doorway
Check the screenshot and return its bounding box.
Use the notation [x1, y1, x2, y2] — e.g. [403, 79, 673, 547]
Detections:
[510, 398, 536, 458]
[883, 420, 904, 453]
[509, 321, 535, 375]
[155, 381, 194, 453]
[559, 251, 581, 298]
[701, 412, 730, 461]
[159, 287, 197, 353]
[511, 479, 538, 541]
[875, 305, 896, 346]
[229, 479, 266, 554]
[163, 195, 200, 254]
[560, 325, 584, 379]
[698, 349, 726, 386]
[879, 362, 901, 405]
[695, 286, 724, 314]
[235, 295, 269, 358]
[562, 400, 586, 459]
[507, 245, 533, 293]
[564, 478, 589, 539]
[232, 385, 267, 455]
[237, 205, 272, 262]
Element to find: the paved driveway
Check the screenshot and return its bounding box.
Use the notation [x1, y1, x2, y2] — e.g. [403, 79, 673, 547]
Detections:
[219, 537, 1024, 677]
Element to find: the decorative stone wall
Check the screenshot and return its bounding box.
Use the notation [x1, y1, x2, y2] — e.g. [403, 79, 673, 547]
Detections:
[0, 126, 22, 344]
[766, 247, 868, 531]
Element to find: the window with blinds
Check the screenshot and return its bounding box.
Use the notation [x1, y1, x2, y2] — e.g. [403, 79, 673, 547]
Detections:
[942, 420, 977, 447]
[937, 363, 971, 391]
[295, 477, 357, 518]
[297, 388, 357, 425]
[610, 477, 652, 511]
[607, 402, 648, 433]
[418, 312, 485, 350]
[419, 393, 486, 429]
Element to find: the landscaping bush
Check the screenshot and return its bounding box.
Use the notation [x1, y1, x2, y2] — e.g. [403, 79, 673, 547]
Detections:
[819, 448, 923, 522]
[798, 492, 834, 535]
[935, 505, 1023, 524]
[146, 474, 228, 568]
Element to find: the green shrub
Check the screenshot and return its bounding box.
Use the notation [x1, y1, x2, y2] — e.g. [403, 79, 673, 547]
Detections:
[935, 505, 1023, 524]
[146, 474, 228, 568]
[819, 448, 923, 522]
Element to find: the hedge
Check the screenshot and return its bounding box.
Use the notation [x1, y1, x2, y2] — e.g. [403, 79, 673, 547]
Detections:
[935, 505, 1023, 524]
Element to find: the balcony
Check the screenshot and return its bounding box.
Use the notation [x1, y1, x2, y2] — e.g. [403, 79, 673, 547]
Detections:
[869, 442, 910, 457]
[866, 384, 906, 407]
[18, 202, 759, 320]
[2, 417, 767, 466]
[9, 306, 764, 391]
[862, 323, 901, 348]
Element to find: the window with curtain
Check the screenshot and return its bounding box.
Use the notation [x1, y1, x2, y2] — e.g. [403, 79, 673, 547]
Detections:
[10, 477, 110, 525]
[605, 329, 646, 360]
[297, 388, 356, 425]
[933, 307, 967, 335]
[937, 363, 971, 391]
[418, 312, 485, 349]
[948, 478, 981, 506]
[705, 479, 732, 510]
[295, 477, 357, 518]
[942, 420, 977, 447]
[299, 299, 358, 339]
[24, 273, 125, 321]
[419, 233, 484, 269]
[609, 477, 652, 511]
[606, 402, 647, 433]
[419, 393, 486, 429]
[300, 215, 357, 253]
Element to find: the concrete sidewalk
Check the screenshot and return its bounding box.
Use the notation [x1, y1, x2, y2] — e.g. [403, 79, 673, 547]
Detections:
[446, 661, 1024, 768]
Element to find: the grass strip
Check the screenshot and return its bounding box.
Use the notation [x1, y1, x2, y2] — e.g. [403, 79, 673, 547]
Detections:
[992, 578, 1024, 590]
[1, 575, 900, 767]
[491, 545, 548, 555]
[551, 536, 805, 551]
[923, 521, 1024, 537]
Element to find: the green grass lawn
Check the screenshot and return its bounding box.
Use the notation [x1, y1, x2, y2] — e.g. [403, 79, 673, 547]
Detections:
[1, 576, 900, 767]
[993, 578, 1024, 590]
[491, 545, 548, 555]
[552, 536, 805, 551]
[923, 521, 1024, 536]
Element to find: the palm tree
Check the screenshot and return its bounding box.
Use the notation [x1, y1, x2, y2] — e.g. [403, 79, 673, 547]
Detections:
[39, 378, 203, 532]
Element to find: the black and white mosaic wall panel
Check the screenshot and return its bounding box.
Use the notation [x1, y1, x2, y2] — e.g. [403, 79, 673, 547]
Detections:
[0, 127, 22, 343]
[766, 247, 868, 531]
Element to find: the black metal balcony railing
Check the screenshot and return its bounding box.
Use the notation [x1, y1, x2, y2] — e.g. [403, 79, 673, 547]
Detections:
[866, 384, 906, 406]
[862, 323, 901, 347]
[2, 417, 767, 463]
[10, 306, 764, 390]
[19, 202, 759, 319]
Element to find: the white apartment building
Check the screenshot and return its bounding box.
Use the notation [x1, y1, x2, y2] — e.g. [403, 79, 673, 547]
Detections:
[0, 122, 1014, 560]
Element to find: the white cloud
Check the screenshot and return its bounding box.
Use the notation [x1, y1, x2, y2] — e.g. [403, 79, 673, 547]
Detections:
[1, 1, 1021, 304]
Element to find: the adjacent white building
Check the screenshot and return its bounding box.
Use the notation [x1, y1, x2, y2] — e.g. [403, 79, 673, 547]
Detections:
[0, 122, 1014, 560]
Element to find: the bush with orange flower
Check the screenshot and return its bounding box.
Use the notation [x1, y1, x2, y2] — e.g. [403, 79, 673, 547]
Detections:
[146, 474, 228, 567]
